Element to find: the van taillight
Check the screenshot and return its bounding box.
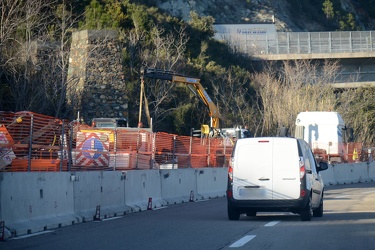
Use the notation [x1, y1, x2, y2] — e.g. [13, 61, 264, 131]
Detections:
[300, 165, 305, 179]
[228, 166, 233, 181]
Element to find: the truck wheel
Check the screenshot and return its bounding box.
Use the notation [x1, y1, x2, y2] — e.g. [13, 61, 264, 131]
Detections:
[228, 205, 240, 220]
[313, 196, 324, 217]
[300, 196, 312, 221]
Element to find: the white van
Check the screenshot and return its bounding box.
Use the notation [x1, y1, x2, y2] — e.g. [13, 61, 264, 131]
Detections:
[227, 137, 328, 221]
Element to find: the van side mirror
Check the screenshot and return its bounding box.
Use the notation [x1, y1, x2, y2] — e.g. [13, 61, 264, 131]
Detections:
[317, 161, 328, 172]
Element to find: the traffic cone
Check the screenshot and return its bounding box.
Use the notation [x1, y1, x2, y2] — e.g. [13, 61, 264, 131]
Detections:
[94, 205, 101, 221]
[189, 191, 194, 202]
[147, 197, 152, 210]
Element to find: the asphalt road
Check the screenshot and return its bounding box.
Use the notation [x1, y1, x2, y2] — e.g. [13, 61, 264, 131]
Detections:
[1, 182, 375, 250]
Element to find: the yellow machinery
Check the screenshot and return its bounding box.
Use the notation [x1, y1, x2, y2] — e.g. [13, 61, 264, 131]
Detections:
[140, 67, 220, 134]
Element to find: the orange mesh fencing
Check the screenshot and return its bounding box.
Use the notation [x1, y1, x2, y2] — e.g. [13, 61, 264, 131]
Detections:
[6, 111, 375, 172]
[0, 111, 69, 171]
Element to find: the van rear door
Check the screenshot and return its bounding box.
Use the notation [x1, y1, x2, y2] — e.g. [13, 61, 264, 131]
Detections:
[272, 138, 301, 200]
[233, 138, 273, 200]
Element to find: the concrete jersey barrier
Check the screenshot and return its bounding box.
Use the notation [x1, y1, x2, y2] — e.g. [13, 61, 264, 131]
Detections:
[1, 162, 375, 238]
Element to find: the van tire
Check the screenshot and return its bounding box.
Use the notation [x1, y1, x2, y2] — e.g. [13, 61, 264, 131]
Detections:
[313, 197, 324, 217]
[228, 205, 240, 220]
[300, 196, 312, 221]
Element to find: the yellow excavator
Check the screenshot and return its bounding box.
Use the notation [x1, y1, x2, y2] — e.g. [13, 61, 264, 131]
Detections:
[139, 67, 220, 136]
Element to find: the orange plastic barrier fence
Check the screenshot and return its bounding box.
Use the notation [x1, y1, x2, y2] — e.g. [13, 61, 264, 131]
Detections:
[2, 111, 373, 172]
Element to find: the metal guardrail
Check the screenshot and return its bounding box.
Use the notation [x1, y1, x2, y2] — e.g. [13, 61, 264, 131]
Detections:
[229, 31, 375, 55]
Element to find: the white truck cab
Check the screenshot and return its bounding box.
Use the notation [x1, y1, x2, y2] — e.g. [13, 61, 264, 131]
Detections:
[295, 111, 346, 162]
[227, 137, 328, 221]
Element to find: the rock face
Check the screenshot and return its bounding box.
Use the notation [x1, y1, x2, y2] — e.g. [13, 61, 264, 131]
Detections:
[67, 30, 128, 124]
[155, 0, 375, 31]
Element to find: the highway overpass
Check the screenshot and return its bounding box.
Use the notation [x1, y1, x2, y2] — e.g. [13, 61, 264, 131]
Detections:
[217, 28, 375, 88]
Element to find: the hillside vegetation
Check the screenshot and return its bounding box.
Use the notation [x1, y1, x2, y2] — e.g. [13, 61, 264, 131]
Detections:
[0, 0, 374, 145]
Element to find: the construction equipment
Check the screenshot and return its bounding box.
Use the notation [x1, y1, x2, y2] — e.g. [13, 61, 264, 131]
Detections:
[140, 67, 220, 135]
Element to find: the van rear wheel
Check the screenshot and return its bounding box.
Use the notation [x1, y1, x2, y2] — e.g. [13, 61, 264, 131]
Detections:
[228, 205, 240, 220]
[300, 196, 312, 221]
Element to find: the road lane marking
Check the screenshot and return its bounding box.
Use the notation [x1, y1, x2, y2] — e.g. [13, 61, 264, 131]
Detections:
[229, 235, 256, 248]
[363, 190, 375, 194]
[335, 195, 349, 198]
[152, 206, 168, 210]
[12, 230, 54, 240]
[101, 216, 124, 221]
[265, 221, 280, 227]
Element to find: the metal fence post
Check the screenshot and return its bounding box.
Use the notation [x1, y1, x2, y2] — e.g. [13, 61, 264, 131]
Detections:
[113, 129, 117, 170]
[189, 131, 193, 168]
[60, 121, 64, 172]
[172, 135, 176, 169]
[68, 124, 73, 171]
[136, 131, 140, 169]
[27, 114, 34, 172]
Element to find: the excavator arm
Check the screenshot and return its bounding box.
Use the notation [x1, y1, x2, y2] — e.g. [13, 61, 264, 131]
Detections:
[140, 67, 220, 129]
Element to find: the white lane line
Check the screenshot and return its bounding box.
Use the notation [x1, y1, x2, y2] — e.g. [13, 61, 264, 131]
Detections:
[12, 230, 54, 240]
[229, 235, 256, 248]
[265, 221, 280, 227]
[335, 195, 349, 198]
[152, 206, 168, 210]
[101, 216, 124, 221]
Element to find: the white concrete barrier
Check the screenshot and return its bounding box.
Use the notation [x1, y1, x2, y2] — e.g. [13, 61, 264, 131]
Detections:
[320, 164, 336, 186]
[369, 162, 375, 180]
[73, 171, 132, 222]
[0, 172, 78, 236]
[352, 162, 372, 183]
[72, 171, 101, 221]
[2, 162, 374, 237]
[124, 170, 166, 211]
[196, 168, 227, 199]
[160, 169, 197, 204]
[332, 162, 370, 184]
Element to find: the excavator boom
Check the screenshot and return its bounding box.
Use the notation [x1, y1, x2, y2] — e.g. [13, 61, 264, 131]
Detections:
[141, 67, 220, 129]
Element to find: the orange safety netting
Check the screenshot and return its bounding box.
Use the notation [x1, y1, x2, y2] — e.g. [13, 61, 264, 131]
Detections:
[3, 111, 371, 172]
[0, 111, 234, 172]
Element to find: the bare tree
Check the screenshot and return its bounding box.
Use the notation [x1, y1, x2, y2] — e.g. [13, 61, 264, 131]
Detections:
[0, 0, 56, 112]
[252, 60, 339, 136]
[139, 25, 190, 131]
[210, 66, 259, 132]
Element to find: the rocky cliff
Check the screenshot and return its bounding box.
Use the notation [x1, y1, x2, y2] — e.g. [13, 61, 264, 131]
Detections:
[155, 0, 375, 31]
